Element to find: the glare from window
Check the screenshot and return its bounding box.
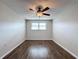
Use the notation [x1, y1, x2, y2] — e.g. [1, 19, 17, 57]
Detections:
[28, 46, 49, 58]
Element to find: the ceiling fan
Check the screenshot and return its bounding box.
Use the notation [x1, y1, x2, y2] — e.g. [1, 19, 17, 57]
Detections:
[29, 5, 50, 17]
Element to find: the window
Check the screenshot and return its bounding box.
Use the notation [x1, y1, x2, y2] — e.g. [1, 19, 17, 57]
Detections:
[31, 23, 38, 30]
[31, 22, 47, 30]
[39, 23, 46, 30]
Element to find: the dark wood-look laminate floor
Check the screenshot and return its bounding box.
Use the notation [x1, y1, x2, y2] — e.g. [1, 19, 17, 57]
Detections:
[3, 40, 76, 59]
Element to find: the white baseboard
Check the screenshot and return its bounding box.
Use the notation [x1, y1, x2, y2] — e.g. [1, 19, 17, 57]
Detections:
[25, 39, 52, 40]
[52, 40, 78, 59]
[0, 39, 25, 59]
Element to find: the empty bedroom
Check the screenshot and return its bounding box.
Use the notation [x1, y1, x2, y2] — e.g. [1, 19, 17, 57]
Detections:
[0, 0, 78, 59]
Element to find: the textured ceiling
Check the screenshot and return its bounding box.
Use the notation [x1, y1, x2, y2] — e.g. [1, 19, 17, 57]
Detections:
[0, 0, 77, 19]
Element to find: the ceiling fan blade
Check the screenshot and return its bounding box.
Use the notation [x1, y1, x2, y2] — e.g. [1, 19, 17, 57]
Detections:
[43, 13, 50, 16]
[29, 8, 34, 11]
[42, 7, 50, 12]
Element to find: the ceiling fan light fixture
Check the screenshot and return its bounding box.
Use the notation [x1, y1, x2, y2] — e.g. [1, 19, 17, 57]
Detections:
[36, 12, 43, 17]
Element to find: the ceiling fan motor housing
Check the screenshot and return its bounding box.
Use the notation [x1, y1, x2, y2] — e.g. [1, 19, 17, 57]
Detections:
[36, 5, 43, 12]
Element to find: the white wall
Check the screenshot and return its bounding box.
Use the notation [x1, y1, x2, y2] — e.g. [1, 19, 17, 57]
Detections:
[0, 1, 25, 58]
[26, 20, 52, 40]
[52, 0, 78, 57]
